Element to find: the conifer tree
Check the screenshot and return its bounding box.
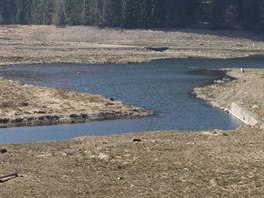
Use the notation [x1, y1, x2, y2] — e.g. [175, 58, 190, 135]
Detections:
[0, 0, 262, 32]
[15, 0, 32, 24]
[31, 0, 52, 24]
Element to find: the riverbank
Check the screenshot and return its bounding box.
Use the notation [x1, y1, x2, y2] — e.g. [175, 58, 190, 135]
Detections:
[194, 68, 264, 129]
[0, 25, 264, 66]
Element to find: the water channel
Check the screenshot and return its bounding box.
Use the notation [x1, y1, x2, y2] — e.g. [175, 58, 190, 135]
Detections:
[0, 57, 263, 143]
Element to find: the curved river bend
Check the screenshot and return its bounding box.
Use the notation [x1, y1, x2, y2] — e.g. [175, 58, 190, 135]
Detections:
[0, 57, 263, 143]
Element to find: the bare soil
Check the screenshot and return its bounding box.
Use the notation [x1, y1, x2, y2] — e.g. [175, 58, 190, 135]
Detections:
[0, 25, 264, 197]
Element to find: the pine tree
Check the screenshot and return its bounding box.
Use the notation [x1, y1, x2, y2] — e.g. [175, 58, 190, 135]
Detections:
[31, 0, 53, 25]
[209, 0, 226, 29]
[0, 0, 16, 24]
[0, 0, 262, 33]
[15, 0, 32, 24]
[260, 0, 264, 32]
[242, 0, 259, 30]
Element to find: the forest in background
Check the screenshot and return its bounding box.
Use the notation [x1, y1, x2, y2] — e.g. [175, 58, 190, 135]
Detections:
[0, 0, 263, 32]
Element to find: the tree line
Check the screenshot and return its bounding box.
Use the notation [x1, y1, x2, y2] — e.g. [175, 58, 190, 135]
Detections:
[0, 0, 263, 32]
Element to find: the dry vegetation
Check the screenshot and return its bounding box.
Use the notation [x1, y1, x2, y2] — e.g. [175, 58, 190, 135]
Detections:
[0, 25, 264, 66]
[0, 78, 151, 128]
[0, 128, 264, 197]
[0, 25, 264, 197]
[194, 68, 264, 127]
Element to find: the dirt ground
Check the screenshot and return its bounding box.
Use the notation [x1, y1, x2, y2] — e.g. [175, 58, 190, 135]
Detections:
[0, 25, 264, 66]
[0, 25, 264, 197]
[0, 128, 263, 198]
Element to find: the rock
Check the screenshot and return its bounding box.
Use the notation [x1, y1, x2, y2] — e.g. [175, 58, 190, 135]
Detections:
[27, 117, 34, 122]
[80, 113, 88, 119]
[38, 116, 45, 121]
[0, 118, 10, 124]
[15, 118, 23, 123]
[0, 148, 7, 153]
[45, 115, 59, 121]
[252, 105, 259, 109]
[133, 138, 142, 142]
[69, 114, 79, 119]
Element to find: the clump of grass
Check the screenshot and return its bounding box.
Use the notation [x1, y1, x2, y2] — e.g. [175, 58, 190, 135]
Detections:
[87, 95, 106, 103]
[0, 101, 15, 108]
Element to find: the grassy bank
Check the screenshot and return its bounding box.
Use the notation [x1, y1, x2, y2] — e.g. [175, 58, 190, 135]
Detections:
[0, 78, 151, 128]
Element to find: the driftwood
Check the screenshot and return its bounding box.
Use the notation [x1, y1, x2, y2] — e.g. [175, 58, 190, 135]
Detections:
[145, 47, 169, 52]
[0, 172, 19, 183]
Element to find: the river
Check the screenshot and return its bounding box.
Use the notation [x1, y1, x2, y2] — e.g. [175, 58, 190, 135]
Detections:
[0, 57, 263, 143]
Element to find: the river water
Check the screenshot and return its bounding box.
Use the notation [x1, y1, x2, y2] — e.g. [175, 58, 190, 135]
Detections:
[0, 57, 263, 143]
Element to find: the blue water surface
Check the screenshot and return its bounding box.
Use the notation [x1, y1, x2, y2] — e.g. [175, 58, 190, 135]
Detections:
[0, 57, 263, 143]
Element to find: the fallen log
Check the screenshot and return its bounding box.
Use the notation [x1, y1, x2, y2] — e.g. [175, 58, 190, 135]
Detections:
[145, 47, 169, 52]
[0, 172, 18, 182]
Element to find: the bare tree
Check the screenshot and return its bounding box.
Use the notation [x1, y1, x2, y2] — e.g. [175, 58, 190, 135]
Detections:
[82, 0, 86, 24]
[62, 0, 67, 23]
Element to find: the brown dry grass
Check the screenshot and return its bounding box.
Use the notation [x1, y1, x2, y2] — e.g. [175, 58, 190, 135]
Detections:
[0, 25, 264, 66]
[0, 128, 263, 197]
[0, 25, 264, 197]
[194, 68, 264, 126]
[0, 79, 150, 127]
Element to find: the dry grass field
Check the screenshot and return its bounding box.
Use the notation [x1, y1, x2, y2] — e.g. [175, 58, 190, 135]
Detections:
[0, 25, 263, 197]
